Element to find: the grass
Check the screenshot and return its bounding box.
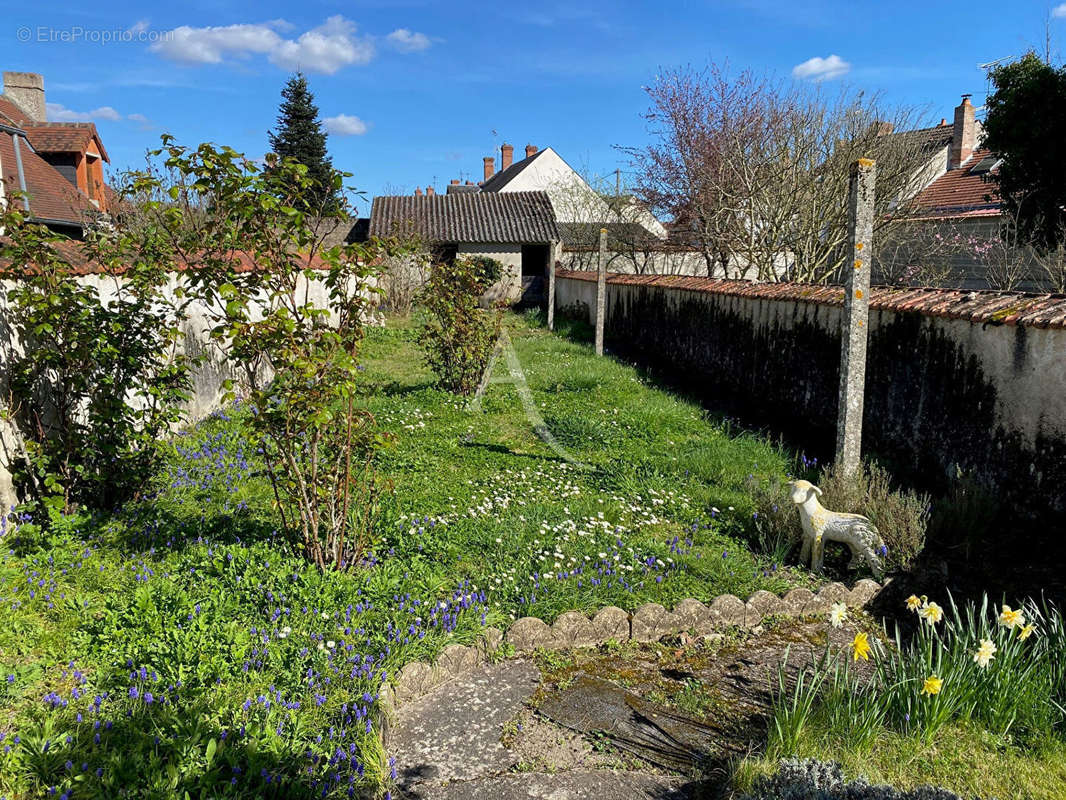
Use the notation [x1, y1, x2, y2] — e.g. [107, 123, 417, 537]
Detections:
[0, 311, 814, 799]
[734, 721, 1066, 800]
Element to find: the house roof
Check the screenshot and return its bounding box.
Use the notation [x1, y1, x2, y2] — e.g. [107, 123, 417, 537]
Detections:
[369, 191, 559, 244]
[24, 122, 110, 162]
[1, 129, 92, 227]
[0, 96, 31, 126]
[559, 222, 658, 248]
[887, 122, 955, 152]
[479, 148, 547, 192]
[912, 148, 1001, 219]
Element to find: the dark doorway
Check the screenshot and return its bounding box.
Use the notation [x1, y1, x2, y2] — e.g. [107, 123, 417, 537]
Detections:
[519, 244, 550, 307]
[521, 244, 549, 277]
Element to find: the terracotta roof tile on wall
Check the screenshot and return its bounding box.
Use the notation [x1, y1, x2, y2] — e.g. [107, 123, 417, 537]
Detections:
[369, 191, 559, 244]
[555, 269, 1066, 329]
[0, 131, 91, 225]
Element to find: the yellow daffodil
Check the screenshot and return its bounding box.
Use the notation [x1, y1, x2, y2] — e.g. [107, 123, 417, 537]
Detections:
[918, 601, 943, 625]
[851, 631, 871, 661]
[829, 602, 848, 628]
[906, 594, 923, 612]
[921, 675, 943, 696]
[999, 605, 1024, 629]
[973, 638, 996, 668]
[1018, 623, 1035, 641]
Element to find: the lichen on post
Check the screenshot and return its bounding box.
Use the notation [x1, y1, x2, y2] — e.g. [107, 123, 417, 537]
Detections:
[835, 158, 876, 478]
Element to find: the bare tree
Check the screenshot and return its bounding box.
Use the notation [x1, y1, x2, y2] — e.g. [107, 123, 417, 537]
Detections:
[626, 63, 935, 284]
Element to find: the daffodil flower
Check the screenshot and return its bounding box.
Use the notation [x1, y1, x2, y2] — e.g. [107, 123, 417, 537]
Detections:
[999, 605, 1024, 629]
[829, 602, 848, 628]
[973, 638, 996, 668]
[918, 601, 943, 625]
[921, 675, 943, 696]
[851, 631, 871, 661]
[906, 594, 923, 612]
[1018, 623, 1035, 641]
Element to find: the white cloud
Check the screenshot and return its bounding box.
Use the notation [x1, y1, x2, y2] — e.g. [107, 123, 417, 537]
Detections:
[1053, 3, 1066, 18]
[46, 102, 123, 122]
[324, 114, 369, 136]
[792, 54, 851, 82]
[386, 28, 431, 53]
[151, 16, 373, 74]
[127, 19, 150, 35]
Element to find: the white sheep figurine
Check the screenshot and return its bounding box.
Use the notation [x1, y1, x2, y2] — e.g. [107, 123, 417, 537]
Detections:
[789, 479, 886, 577]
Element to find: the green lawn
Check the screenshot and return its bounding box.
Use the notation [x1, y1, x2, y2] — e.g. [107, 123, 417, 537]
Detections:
[0, 311, 811, 799]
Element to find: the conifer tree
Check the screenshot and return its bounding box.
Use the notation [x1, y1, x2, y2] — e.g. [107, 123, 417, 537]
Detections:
[268, 72, 338, 210]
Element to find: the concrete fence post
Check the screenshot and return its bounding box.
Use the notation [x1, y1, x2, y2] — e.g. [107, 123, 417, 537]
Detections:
[595, 228, 607, 356]
[547, 259, 556, 331]
[835, 158, 876, 478]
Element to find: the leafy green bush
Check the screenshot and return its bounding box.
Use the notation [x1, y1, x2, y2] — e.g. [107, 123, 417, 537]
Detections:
[0, 202, 192, 518]
[126, 137, 391, 571]
[418, 255, 503, 395]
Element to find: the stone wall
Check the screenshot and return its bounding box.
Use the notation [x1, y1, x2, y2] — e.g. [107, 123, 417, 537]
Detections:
[554, 270, 1066, 524]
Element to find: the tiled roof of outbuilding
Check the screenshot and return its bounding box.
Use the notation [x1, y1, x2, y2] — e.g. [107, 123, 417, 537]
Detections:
[369, 191, 559, 244]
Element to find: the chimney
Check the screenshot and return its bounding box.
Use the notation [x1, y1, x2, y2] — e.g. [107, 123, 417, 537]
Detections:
[940, 118, 947, 126]
[414, 187, 423, 196]
[525, 144, 538, 158]
[501, 143, 514, 170]
[951, 95, 975, 169]
[465, 180, 474, 185]
[450, 179, 460, 185]
[426, 186, 435, 196]
[3, 72, 46, 122]
[873, 121, 894, 136]
[483, 156, 495, 181]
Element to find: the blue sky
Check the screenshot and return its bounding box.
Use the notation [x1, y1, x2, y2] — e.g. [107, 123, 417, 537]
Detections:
[5, 1, 1065, 216]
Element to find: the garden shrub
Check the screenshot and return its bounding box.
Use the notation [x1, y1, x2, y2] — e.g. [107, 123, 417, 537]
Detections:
[816, 462, 929, 571]
[742, 758, 981, 800]
[418, 255, 504, 395]
[126, 137, 391, 571]
[0, 201, 192, 518]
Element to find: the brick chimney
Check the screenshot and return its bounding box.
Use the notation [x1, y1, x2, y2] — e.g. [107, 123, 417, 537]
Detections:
[465, 180, 474, 185]
[426, 186, 435, 196]
[525, 144, 538, 158]
[3, 72, 46, 122]
[874, 121, 894, 136]
[450, 179, 460, 185]
[951, 95, 976, 169]
[414, 187, 423, 196]
[501, 143, 514, 170]
[483, 156, 495, 181]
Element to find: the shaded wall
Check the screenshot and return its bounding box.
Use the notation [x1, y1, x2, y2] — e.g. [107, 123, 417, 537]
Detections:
[555, 271, 1066, 524]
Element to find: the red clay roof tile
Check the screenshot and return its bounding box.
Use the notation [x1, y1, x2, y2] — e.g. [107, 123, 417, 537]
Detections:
[556, 269, 1066, 329]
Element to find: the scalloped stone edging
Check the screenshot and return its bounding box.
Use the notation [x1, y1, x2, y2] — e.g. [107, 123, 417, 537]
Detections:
[376, 577, 886, 724]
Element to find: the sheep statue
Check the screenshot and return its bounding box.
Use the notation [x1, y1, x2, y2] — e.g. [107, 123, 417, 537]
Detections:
[789, 479, 886, 577]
